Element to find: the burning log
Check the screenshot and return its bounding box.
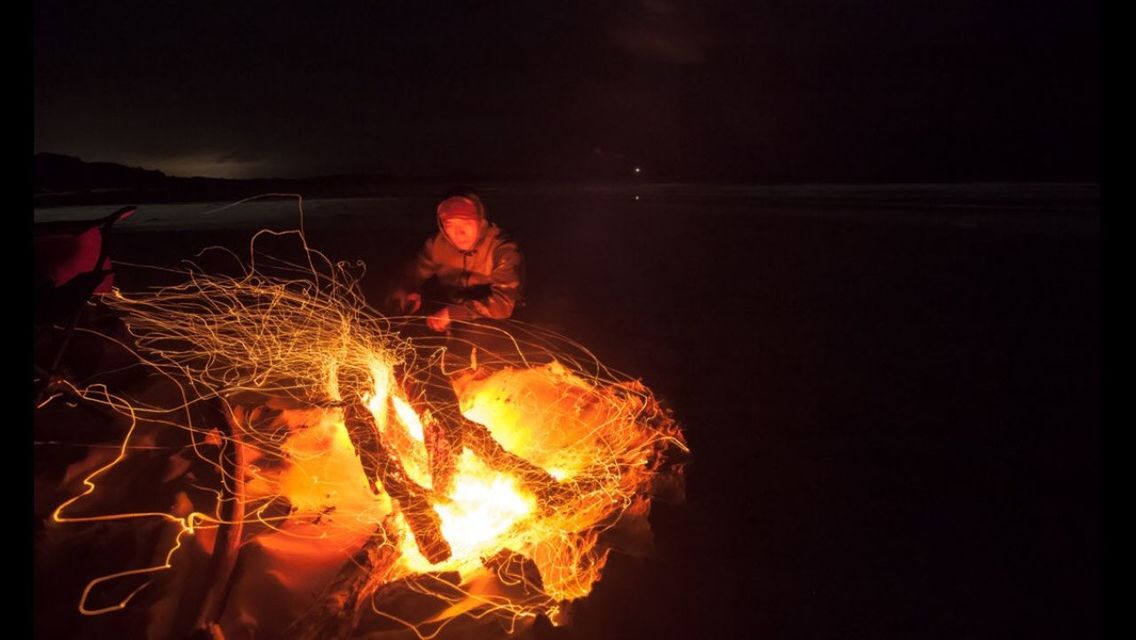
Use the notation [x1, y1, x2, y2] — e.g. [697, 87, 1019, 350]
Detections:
[188, 404, 248, 632]
[340, 393, 452, 564]
[421, 405, 561, 499]
[424, 418, 459, 496]
[459, 417, 572, 509]
[407, 371, 569, 509]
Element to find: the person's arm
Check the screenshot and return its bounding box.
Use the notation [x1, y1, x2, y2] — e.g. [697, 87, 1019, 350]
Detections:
[389, 237, 437, 313]
[447, 240, 523, 321]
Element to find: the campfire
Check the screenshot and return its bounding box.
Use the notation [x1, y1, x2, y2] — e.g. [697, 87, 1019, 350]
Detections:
[43, 227, 687, 638]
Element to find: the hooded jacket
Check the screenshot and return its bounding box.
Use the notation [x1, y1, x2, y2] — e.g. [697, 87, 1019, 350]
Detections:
[403, 208, 523, 321]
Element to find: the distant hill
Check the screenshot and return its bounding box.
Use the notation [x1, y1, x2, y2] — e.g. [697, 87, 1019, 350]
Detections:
[32, 154, 528, 207]
[34, 153, 172, 193]
[33, 154, 400, 207]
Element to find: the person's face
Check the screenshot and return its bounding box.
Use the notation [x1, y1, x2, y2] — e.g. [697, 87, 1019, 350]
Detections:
[443, 218, 479, 251]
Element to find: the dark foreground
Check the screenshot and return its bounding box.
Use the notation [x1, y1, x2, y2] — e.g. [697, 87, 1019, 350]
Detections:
[34, 185, 1099, 638]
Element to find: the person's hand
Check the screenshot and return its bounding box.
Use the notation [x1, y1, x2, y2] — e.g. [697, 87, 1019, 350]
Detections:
[426, 307, 451, 332]
[388, 290, 422, 314]
[404, 292, 422, 314]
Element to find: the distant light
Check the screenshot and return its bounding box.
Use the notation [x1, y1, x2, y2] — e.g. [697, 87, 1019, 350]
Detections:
[634, 195, 640, 201]
[633, 167, 641, 174]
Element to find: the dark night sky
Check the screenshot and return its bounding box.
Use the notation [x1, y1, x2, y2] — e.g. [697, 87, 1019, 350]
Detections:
[34, 0, 1098, 181]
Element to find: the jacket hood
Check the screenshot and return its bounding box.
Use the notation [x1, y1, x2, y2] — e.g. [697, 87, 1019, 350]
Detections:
[436, 193, 490, 254]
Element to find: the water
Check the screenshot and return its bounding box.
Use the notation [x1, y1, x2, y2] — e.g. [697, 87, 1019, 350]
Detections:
[34, 182, 1099, 234]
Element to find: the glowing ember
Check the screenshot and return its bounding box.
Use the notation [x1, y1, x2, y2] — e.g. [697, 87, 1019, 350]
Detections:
[41, 221, 687, 637]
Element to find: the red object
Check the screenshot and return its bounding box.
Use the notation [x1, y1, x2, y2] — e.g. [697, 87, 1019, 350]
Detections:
[35, 226, 116, 293]
[34, 206, 136, 404]
[436, 196, 480, 221]
[34, 206, 136, 306]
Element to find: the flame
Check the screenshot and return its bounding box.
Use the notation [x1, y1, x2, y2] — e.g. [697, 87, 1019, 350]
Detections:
[399, 448, 536, 576]
[391, 395, 425, 442]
